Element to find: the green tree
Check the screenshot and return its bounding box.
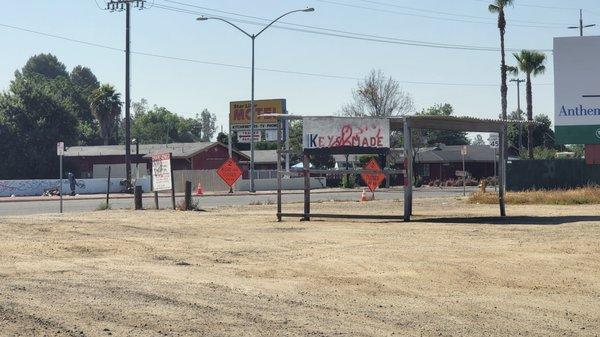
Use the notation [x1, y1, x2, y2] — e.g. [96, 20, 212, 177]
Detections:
[342, 69, 414, 117]
[21, 53, 68, 79]
[0, 73, 79, 179]
[70, 66, 101, 145]
[415, 103, 469, 145]
[199, 109, 217, 141]
[513, 50, 547, 159]
[488, 0, 514, 121]
[217, 131, 239, 148]
[90, 84, 122, 145]
[131, 106, 202, 144]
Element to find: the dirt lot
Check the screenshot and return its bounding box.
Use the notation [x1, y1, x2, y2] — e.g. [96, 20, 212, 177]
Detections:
[0, 197, 599, 337]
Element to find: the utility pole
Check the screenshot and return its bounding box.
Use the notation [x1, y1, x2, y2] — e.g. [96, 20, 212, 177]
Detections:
[568, 9, 596, 36]
[510, 78, 525, 150]
[105, 0, 146, 190]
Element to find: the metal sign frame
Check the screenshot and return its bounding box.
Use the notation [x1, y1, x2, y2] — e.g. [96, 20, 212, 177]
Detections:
[273, 114, 516, 222]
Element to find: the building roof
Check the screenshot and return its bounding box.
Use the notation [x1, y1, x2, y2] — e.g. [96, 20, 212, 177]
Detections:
[270, 114, 532, 133]
[64, 142, 249, 160]
[334, 145, 496, 164]
[389, 144, 496, 163]
[241, 150, 280, 164]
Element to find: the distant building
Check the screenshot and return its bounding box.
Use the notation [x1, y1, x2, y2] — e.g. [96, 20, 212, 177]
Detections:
[332, 144, 497, 182]
[64, 142, 249, 178]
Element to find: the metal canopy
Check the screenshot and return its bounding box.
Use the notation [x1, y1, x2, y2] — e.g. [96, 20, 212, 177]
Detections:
[273, 114, 517, 222]
[391, 115, 515, 133]
[270, 114, 529, 133]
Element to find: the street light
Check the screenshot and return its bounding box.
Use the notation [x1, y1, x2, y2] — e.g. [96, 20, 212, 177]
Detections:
[197, 7, 315, 193]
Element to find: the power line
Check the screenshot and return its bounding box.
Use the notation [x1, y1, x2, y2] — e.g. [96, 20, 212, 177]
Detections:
[353, 0, 571, 26]
[470, 0, 581, 11]
[314, 0, 565, 28]
[0, 22, 553, 87]
[153, 3, 552, 52]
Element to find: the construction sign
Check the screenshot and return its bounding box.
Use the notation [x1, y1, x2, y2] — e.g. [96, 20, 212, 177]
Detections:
[360, 158, 385, 192]
[217, 158, 243, 188]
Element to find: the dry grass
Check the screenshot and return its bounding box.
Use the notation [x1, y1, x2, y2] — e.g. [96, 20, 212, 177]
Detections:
[469, 186, 600, 205]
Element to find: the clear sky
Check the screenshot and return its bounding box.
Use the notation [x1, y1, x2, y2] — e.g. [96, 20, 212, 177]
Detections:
[1, 0, 599, 135]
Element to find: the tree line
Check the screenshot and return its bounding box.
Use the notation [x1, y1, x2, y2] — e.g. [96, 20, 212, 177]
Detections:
[0, 53, 217, 179]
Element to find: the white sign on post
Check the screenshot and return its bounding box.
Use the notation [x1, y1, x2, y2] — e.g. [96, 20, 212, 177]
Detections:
[488, 134, 499, 149]
[152, 153, 172, 191]
[238, 130, 262, 143]
[302, 117, 390, 150]
[57, 142, 64, 156]
[461, 145, 468, 156]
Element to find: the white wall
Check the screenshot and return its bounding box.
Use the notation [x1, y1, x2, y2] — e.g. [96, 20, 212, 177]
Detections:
[0, 177, 151, 197]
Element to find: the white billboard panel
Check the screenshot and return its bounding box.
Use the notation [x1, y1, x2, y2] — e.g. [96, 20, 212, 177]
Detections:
[152, 153, 172, 191]
[303, 117, 390, 150]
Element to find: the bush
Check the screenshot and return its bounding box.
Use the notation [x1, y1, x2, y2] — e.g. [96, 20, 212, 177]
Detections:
[96, 201, 110, 211]
[341, 174, 356, 189]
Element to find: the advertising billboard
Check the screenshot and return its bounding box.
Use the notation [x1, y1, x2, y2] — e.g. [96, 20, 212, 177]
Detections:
[554, 36, 600, 144]
[302, 117, 390, 150]
[229, 99, 286, 132]
[152, 153, 172, 192]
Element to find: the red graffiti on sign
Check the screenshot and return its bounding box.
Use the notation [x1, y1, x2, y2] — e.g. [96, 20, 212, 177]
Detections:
[307, 123, 385, 149]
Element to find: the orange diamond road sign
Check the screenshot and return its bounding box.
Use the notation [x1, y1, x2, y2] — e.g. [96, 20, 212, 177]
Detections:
[217, 158, 243, 188]
[361, 158, 385, 192]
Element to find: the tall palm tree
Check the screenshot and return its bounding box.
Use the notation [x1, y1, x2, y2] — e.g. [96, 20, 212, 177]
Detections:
[513, 50, 546, 159]
[489, 0, 514, 121]
[90, 84, 122, 145]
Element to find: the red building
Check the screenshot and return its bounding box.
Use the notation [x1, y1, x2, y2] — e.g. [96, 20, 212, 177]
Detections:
[64, 142, 249, 178]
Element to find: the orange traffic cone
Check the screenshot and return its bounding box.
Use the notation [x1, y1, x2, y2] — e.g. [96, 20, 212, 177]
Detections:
[196, 182, 204, 195]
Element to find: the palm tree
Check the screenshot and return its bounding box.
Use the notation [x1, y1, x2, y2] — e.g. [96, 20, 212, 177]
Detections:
[489, 0, 514, 121]
[90, 84, 122, 145]
[513, 50, 546, 159]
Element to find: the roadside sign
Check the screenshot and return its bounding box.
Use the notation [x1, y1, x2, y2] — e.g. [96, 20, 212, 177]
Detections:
[455, 170, 469, 177]
[238, 130, 262, 143]
[229, 99, 286, 132]
[488, 134, 499, 149]
[361, 158, 385, 192]
[461, 145, 468, 156]
[217, 158, 243, 188]
[152, 153, 173, 191]
[57, 142, 64, 156]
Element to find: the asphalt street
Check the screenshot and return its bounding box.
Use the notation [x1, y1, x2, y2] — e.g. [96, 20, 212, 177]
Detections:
[0, 187, 479, 216]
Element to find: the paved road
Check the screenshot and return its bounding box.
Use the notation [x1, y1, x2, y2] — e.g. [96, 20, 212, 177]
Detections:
[0, 187, 479, 216]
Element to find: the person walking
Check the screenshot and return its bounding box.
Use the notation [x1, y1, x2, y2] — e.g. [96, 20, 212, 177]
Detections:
[68, 172, 76, 196]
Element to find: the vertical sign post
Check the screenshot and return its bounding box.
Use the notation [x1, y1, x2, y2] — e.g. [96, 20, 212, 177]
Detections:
[488, 134, 500, 192]
[461, 145, 467, 196]
[57, 142, 64, 213]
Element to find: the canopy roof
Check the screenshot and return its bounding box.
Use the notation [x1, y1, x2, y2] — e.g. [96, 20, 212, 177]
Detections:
[270, 114, 531, 133]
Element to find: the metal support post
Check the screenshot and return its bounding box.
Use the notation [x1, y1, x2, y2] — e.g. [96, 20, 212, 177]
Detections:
[403, 118, 413, 221]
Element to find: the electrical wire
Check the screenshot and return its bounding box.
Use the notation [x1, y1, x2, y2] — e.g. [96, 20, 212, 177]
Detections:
[314, 0, 565, 28]
[153, 3, 552, 52]
[353, 0, 572, 26]
[0, 22, 553, 87]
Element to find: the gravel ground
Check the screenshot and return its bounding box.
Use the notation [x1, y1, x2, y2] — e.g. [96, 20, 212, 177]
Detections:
[0, 198, 599, 336]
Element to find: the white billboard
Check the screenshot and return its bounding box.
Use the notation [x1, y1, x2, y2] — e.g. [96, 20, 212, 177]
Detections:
[152, 153, 172, 191]
[303, 117, 390, 150]
[554, 36, 600, 144]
